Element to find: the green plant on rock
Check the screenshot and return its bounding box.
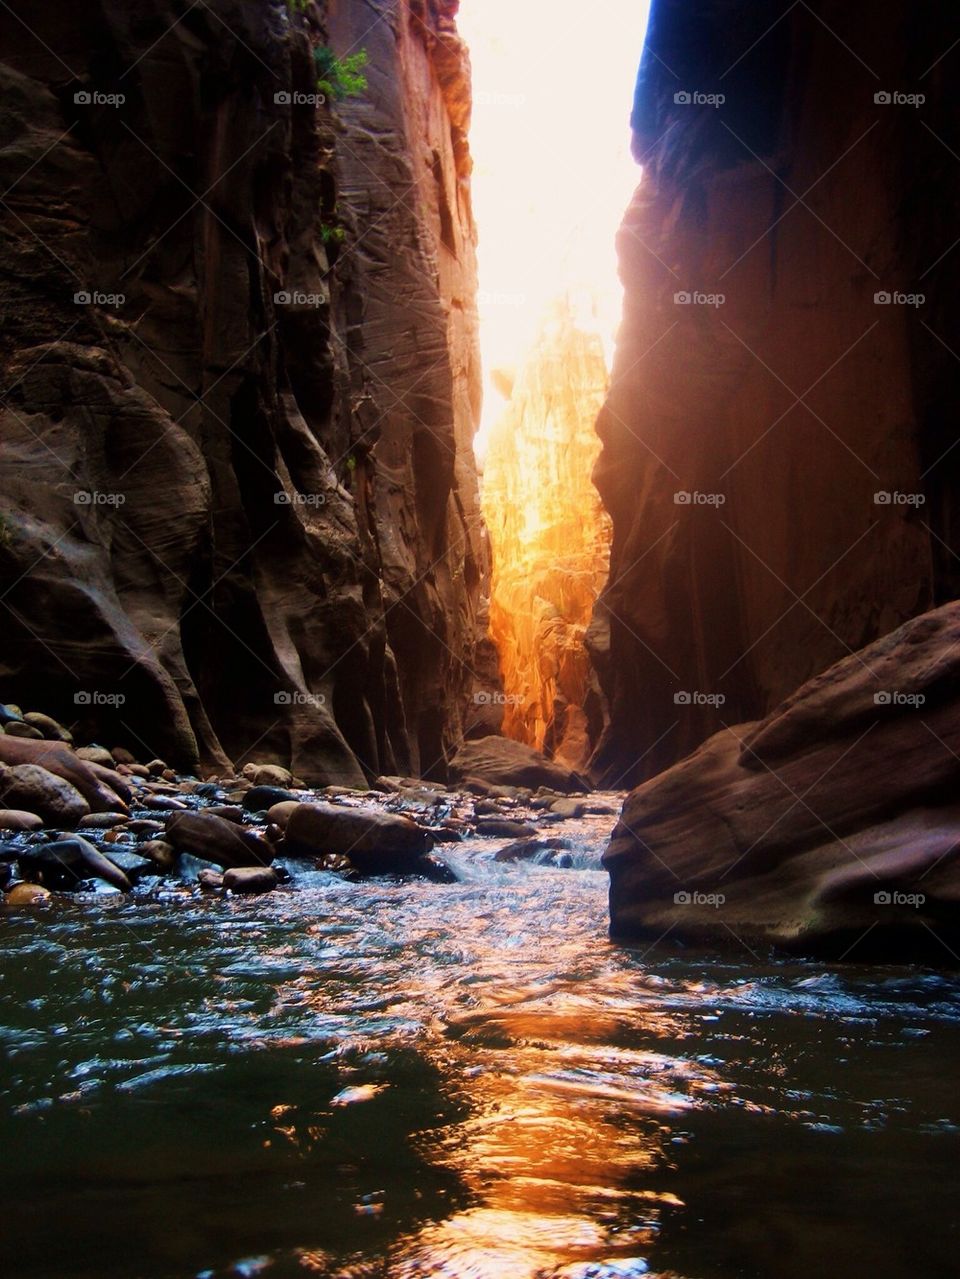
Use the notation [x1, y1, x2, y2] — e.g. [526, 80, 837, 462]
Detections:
[320, 222, 346, 248]
[314, 46, 368, 101]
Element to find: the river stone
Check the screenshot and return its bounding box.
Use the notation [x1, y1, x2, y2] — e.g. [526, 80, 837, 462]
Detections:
[18, 836, 131, 891]
[0, 705, 23, 726]
[243, 763, 293, 788]
[4, 721, 44, 740]
[165, 811, 274, 869]
[22, 712, 72, 743]
[266, 800, 301, 829]
[223, 866, 279, 894]
[0, 809, 44, 832]
[495, 836, 574, 863]
[204, 805, 246, 824]
[143, 794, 188, 811]
[550, 798, 586, 818]
[0, 763, 89, 825]
[5, 882, 51, 906]
[449, 738, 583, 794]
[78, 812, 129, 829]
[111, 747, 137, 765]
[475, 817, 539, 838]
[0, 736, 130, 813]
[243, 785, 302, 812]
[284, 802, 433, 873]
[101, 848, 155, 883]
[198, 868, 224, 891]
[139, 840, 178, 872]
[75, 745, 115, 768]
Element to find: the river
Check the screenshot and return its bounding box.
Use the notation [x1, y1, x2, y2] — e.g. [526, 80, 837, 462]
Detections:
[2, 808, 959, 1278]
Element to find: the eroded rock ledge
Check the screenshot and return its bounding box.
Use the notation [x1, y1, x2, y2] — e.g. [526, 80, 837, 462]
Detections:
[605, 600, 960, 961]
[0, 0, 485, 785]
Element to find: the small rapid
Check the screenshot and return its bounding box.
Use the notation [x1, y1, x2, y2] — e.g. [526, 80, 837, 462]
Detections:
[2, 806, 959, 1279]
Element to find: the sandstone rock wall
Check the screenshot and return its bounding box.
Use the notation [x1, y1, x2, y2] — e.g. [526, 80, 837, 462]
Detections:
[0, 0, 485, 783]
[482, 299, 611, 769]
[592, 0, 960, 786]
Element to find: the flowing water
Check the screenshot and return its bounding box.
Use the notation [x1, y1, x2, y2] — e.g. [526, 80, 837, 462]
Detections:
[2, 807, 959, 1279]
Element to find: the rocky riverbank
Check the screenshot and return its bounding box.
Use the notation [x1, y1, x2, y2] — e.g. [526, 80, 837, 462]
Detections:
[0, 705, 617, 908]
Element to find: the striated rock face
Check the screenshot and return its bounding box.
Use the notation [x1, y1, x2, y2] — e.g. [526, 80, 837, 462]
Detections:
[592, 0, 960, 786]
[605, 600, 960, 961]
[482, 300, 611, 769]
[0, 0, 484, 783]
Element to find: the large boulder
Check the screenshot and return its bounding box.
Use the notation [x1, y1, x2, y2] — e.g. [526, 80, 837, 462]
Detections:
[165, 812, 274, 870]
[448, 737, 583, 794]
[0, 764, 88, 826]
[284, 802, 432, 874]
[18, 836, 131, 891]
[604, 601, 960, 961]
[0, 736, 129, 813]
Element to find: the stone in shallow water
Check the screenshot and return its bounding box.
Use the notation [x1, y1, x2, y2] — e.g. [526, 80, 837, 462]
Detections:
[17, 835, 131, 891]
[449, 737, 583, 794]
[0, 809, 43, 832]
[4, 882, 51, 906]
[284, 801, 432, 874]
[475, 817, 538, 838]
[22, 712, 72, 742]
[0, 763, 89, 825]
[222, 866, 279, 894]
[165, 811, 274, 869]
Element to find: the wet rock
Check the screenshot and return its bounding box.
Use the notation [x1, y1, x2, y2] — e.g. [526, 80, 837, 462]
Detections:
[285, 802, 433, 874]
[550, 798, 586, 819]
[0, 809, 43, 832]
[75, 746, 115, 768]
[22, 713, 72, 743]
[604, 601, 960, 958]
[5, 882, 52, 906]
[197, 868, 224, 891]
[222, 866, 279, 894]
[101, 848, 155, 884]
[78, 812, 129, 829]
[4, 721, 44, 740]
[0, 764, 89, 826]
[204, 805, 246, 824]
[0, 705, 23, 726]
[142, 795, 189, 812]
[475, 818, 538, 839]
[145, 759, 169, 777]
[243, 785, 302, 812]
[165, 811, 274, 869]
[495, 836, 574, 863]
[126, 819, 166, 835]
[18, 836, 131, 891]
[139, 840, 178, 873]
[449, 738, 582, 794]
[243, 763, 293, 788]
[0, 736, 130, 813]
[266, 801, 301, 830]
[111, 747, 137, 765]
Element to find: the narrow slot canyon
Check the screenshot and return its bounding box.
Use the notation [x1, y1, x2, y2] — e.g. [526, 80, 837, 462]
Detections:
[0, 3, 959, 1278]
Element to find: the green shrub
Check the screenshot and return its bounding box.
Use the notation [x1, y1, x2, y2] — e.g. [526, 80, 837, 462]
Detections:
[314, 47, 368, 101]
[320, 223, 346, 247]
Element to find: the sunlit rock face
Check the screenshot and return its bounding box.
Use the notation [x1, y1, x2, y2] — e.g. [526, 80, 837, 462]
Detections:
[0, 0, 485, 782]
[482, 300, 611, 770]
[592, 0, 960, 786]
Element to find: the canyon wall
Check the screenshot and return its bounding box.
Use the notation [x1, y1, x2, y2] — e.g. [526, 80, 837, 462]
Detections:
[0, 0, 485, 783]
[482, 299, 611, 769]
[592, 0, 960, 786]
